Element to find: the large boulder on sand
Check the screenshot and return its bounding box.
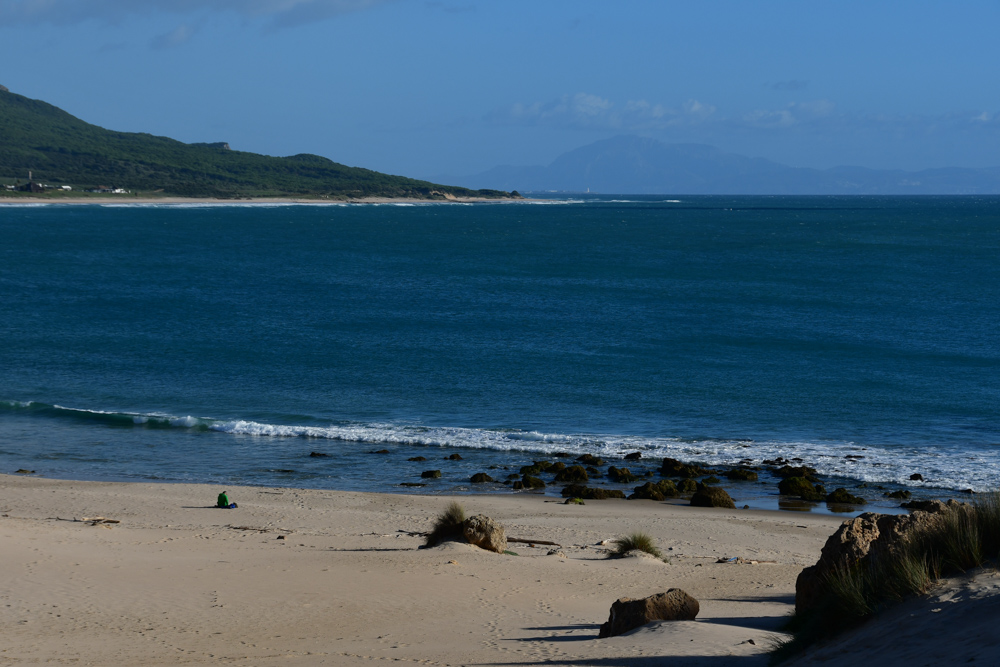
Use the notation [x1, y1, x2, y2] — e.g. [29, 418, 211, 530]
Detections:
[795, 501, 965, 614]
[462, 515, 507, 554]
[690, 484, 736, 509]
[598, 589, 700, 638]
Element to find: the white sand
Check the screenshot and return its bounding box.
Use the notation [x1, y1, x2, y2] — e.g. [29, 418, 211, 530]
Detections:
[5, 474, 986, 666]
[0, 475, 843, 665]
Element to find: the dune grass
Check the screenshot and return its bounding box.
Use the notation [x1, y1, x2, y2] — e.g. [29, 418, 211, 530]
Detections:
[609, 532, 664, 560]
[424, 501, 466, 548]
[773, 492, 1000, 662]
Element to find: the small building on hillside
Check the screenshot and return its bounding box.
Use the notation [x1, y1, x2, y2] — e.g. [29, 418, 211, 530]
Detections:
[86, 186, 129, 194]
[18, 181, 44, 193]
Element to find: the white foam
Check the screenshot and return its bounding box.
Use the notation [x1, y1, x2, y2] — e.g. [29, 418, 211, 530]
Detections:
[5, 400, 994, 492]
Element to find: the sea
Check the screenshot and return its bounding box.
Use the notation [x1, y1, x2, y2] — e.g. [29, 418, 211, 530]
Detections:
[2, 195, 998, 513]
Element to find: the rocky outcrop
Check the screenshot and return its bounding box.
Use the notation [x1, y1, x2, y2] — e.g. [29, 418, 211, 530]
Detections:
[554, 465, 589, 483]
[607, 466, 638, 483]
[560, 484, 626, 500]
[795, 502, 964, 614]
[779, 476, 826, 501]
[690, 484, 736, 509]
[826, 488, 865, 504]
[660, 457, 711, 478]
[462, 515, 507, 554]
[470, 472, 495, 483]
[597, 589, 700, 638]
[725, 468, 759, 481]
[629, 480, 679, 501]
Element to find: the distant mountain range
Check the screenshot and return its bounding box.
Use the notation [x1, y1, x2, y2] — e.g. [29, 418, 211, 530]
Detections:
[0, 87, 512, 199]
[440, 136, 1000, 195]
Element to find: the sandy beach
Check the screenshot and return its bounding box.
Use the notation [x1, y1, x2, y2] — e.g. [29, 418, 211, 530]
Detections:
[0, 473, 851, 665]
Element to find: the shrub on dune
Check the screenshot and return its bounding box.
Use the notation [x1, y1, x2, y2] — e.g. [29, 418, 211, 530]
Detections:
[609, 532, 664, 559]
[424, 501, 466, 548]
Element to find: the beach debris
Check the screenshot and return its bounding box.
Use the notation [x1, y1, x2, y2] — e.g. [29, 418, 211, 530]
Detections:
[420, 470, 442, 479]
[276, 535, 285, 540]
[715, 556, 775, 564]
[228, 525, 272, 533]
[447, 559, 458, 565]
[80, 517, 120, 526]
[548, 549, 567, 557]
[15, 469, 35, 474]
[690, 484, 736, 509]
[597, 589, 700, 638]
[507, 537, 561, 547]
[462, 514, 507, 554]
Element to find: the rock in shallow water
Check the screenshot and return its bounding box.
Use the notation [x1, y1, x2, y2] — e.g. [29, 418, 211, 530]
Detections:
[690, 484, 736, 508]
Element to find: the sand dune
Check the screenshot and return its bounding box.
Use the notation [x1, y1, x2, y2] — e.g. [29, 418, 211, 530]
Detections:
[4, 473, 976, 666]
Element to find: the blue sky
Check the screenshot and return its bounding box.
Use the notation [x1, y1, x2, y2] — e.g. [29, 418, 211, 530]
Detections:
[1, 0, 999, 179]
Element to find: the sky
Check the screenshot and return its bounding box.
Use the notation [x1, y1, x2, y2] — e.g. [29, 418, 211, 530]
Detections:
[1, 0, 999, 179]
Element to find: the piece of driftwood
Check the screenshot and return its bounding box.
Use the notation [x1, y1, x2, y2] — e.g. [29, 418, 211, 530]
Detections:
[507, 537, 562, 547]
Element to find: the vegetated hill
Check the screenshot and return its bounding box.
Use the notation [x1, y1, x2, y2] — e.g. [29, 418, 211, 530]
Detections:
[0, 88, 513, 199]
[444, 135, 1000, 195]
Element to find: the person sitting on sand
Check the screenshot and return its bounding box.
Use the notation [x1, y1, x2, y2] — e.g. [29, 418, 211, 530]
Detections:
[217, 491, 238, 509]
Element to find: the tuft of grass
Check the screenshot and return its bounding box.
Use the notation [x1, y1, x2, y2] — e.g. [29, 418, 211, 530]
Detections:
[609, 531, 664, 560]
[424, 501, 466, 548]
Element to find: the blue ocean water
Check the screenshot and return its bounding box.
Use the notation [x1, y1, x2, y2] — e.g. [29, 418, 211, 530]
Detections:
[1, 196, 998, 503]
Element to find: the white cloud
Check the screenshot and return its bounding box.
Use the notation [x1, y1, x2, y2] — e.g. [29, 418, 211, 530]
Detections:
[151, 24, 195, 49]
[489, 93, 1000, 142]
[0, 0, 395, 28]
[489, 93, 715, 131]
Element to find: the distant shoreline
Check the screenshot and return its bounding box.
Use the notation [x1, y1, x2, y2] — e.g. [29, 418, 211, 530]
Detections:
[0, 194, 528, 205]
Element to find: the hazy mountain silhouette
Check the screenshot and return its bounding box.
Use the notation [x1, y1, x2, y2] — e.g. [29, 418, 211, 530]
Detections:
[441, 136, 1000, 194]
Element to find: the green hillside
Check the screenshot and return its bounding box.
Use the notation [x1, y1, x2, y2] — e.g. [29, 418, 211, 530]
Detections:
[0, 88, 513, 199]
